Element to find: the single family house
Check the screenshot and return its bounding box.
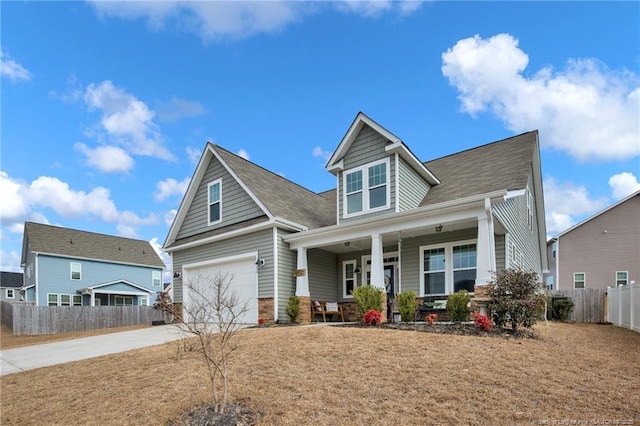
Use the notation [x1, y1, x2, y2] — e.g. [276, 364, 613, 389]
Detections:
[21, 222, 166, 307]
[164, 112, 547, 323]
[546, 190, 639, 290]
[0, 271, 24, 303]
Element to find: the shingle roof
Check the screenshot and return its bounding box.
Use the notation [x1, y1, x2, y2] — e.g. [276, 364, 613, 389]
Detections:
[0, 271, 23, 288]
[23, 222, 166, 268]
[421, 131, 537, 206]
[213, 144, 336, 229]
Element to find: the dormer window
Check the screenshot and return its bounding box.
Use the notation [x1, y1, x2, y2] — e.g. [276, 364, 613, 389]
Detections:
[208, 179, 222, 225]
[343, 158, 390, 218]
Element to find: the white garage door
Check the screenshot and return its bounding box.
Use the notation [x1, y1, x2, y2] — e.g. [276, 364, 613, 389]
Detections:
[183, 255, 258, 324]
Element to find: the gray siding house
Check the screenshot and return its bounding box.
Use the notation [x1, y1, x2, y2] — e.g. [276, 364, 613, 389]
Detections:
[164, 112, 547, 323]
[546, 190, 640, 290]
[0, 271, 23, 303]
[21, 222, 166, 306]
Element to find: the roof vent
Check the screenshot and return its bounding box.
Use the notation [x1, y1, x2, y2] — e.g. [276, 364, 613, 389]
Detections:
[70, 239, 73, 244]
[118, 246, 121, 251]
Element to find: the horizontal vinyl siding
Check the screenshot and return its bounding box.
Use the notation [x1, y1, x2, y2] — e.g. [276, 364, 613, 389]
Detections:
[177, 155, 264, 240]
[277, 228, 297, 320]
[308, 249, 339, 302]
[172, 228, 274, 303]
[398, 156, 430, 211]
[495, 234, 506, 271]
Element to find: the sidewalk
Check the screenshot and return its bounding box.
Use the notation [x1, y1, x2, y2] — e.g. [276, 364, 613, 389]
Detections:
[0, 325, 184, 376]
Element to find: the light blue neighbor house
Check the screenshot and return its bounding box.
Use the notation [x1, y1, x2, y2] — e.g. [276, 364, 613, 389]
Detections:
[21, 222, 165, 307]
[164, 112, 548, 324]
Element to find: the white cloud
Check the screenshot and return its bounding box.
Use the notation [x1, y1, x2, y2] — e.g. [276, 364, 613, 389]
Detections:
[149, 237, 172, 282]
[544, 177, 608, 236]
[75, 143, 135, 173]
[312, 146, 332, 163]
[156, 97, 206, 122]
[237, 149, 250, 160]
[155, 177, 190, 201]
[0, 250, 22, 272]
[84, 81, 175, 161]
[0, 171, 157, 233]
[186, 146, 201, 164]
[116, 224, 137, 239]
[164, 209, 178, 227]
[0, 50, 31, 82]
[442, 33, 640, 162]
[609, 172, 640, 199]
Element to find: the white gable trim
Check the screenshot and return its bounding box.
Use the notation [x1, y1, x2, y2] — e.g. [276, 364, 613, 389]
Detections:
[79, 279, 154, 294]
[29, 252, 163, 270]
[385, 141, 440, 185]
[326, 112, 401, 173]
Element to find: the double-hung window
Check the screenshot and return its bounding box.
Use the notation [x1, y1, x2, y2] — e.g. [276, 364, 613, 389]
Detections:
[208, 179, 222, 225]
[6, 289, 14, 299]
[616, 271, 628, 287]
[152, 271, 161, 287]
[343, 158, 389, 217]
[452, 244, 477, 293]
[421, 241, 477, 296]
[48, 293, 59, 306]
[343, 260, 357, 298]
[73, 295, 82, 306]
[573, 273, 585, 289]
[70, 262, 82, 280]
[60, 294, 71, 306]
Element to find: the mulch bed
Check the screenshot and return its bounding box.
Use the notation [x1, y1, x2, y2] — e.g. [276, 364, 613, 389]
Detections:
[168, 402, 260, 426]
[338, 321, 540, 338]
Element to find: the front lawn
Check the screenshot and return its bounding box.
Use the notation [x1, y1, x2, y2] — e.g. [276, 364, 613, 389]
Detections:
[1, 322, 638, 424]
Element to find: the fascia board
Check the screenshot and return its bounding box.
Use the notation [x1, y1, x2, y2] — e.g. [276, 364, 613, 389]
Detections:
[385, 142, 440, 185]
[30, 252, 164, 270]
[164, 220, 276, 253]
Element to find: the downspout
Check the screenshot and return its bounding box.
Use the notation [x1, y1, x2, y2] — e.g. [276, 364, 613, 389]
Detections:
[272, 226, 279, 322]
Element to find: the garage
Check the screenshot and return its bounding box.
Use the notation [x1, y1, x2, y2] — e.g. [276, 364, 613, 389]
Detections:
[182, 254, 258, 324]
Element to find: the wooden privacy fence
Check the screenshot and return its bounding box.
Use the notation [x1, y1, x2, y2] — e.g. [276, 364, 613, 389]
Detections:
[0, 302, 163, 335]
[608, 282, 639, 333]
[548, 289, 607, 323]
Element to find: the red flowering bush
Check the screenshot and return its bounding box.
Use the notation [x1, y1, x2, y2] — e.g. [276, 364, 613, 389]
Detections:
[425, 313, 438, 325]
[257, 318, 266, 326]
[474, 313, 492, 331]
[363, 309, 382, 326]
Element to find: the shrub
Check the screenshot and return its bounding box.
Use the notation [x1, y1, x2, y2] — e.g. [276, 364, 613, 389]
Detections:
[257, 318, 266, 326]
[446, 290, 471, 322]
[363, 309, 382, 326]
[550, 297, 575, 321]
[487, 268, 546, 332]
[351, 285, 384, 315]
[396, 291, 418, 322]
[425, 313, 438, 325]
[474, 313, 492, 331]
[286, 295, 300, 322]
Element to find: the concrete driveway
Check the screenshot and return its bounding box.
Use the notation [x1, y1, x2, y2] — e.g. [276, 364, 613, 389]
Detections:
[0, 325, 185, 376]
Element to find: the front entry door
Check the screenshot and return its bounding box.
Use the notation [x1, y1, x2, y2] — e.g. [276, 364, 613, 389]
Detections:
[384, 264, 395, 321]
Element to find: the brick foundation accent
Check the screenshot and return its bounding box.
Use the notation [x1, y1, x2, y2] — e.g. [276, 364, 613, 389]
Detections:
[258, 297, 274, 324]
[381, 292, 388, 323]
[471, 284, 493, 316]
[173, 303, 184, 322]
[340, 302, 359, 322]
[298, 296, 311, 323]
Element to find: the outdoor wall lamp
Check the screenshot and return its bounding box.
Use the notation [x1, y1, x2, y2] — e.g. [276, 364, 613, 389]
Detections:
[354, 267, 361, 274]
[435, 224, 443, 233]
[256, 258, 266, 267]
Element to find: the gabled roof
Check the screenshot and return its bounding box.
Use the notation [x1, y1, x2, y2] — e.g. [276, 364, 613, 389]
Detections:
[0, 271, 23, 288]
[326, 112, 439, 185]
[22, 222, 165, 268]
[551, 189, 640, 240]
[422, 131, 538, 206]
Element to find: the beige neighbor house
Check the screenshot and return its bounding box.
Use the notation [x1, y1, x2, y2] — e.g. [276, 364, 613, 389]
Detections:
[164, 112, 548, 323]
[546, 190, 640, 291]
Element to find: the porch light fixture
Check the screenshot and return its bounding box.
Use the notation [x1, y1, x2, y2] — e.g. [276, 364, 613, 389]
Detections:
[256, 258, 266, 267]
[435, 224, 443, 233]
[344, 242, 350, 247]
[354, 267, 361, 274]
[173, 271, 181, 278]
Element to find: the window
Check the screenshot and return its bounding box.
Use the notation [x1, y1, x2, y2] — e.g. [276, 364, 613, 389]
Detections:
[73, 295, 82, 306]
[208, 179, 222, 224]
[421, 241, 477, 296]
[115, 296, 134, 306]
[152, 271, 161, 287]
[6, 289, 15, 299]
[616, 271, 628, 287]
[60, 294, 71, 306]
[70, 262, 82, 280]
[573, 273, 585, 289]
[48, 293, 59, 306]
[343, 159, 389, 217]
[343, 260, 357, 298]
[140, 296, 148, 307]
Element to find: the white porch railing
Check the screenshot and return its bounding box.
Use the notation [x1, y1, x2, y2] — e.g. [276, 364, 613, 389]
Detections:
[607, 282, 639, 333]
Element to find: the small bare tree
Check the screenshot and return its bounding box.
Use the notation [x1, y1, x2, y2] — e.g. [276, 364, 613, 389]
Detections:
[180, 271, 249, 414]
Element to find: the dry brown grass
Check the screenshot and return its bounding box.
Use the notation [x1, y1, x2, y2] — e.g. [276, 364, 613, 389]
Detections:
[1, 322, 639, 425]
[0, 324, 152, 350]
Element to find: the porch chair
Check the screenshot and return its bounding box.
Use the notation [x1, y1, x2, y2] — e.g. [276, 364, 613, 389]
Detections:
[311, 301, 345, 322]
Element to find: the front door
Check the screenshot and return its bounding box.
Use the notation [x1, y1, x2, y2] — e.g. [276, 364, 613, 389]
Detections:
[384, 264, 395, 321]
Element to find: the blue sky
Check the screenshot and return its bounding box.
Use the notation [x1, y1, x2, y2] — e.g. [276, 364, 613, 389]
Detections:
[1, 1, 639, 278]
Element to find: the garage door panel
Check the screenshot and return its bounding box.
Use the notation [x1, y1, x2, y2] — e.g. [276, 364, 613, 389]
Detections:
[183, 257, 257, 324]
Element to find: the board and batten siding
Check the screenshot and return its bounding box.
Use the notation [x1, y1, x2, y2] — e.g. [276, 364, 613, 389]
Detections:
[493, 172, 543, 276]
[338, 125, 396, 223]
[176, 154, 265, 240]
[557, 193, 639, 290]
[35, 255, 161, 306]
[172, 228, 274, 303]
[308, 249, 339, 302]
[397, 156, 430, 211]
[276, 228, 297, 320]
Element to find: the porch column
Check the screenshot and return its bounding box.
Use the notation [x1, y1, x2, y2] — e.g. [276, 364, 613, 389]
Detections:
[295, 247, 310, 297]
[370, 234, 385, 289]
[475, 198, 496, 316]
[90, 291, 95, 307]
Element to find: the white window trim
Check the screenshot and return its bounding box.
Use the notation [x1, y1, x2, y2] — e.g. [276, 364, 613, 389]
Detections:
[360, 252, 399, 288]
[70, 262, 82, 280]
[573, 272, 586, 289]
[140, 296, 149, 306]
[115, 295, 134, 306]
[47, 293, 59, 306]
[60, 294, 71, 306]
[419, 240, 477, 296]
[6, 289, 15, 299]
[207, 179, 222, 225]
[615, 271, 628, 287]
[342, 260, 357, 299]
[72, 294, 82, 306]
[342, 158, 390, 219]
[152, 271, 161, 287]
